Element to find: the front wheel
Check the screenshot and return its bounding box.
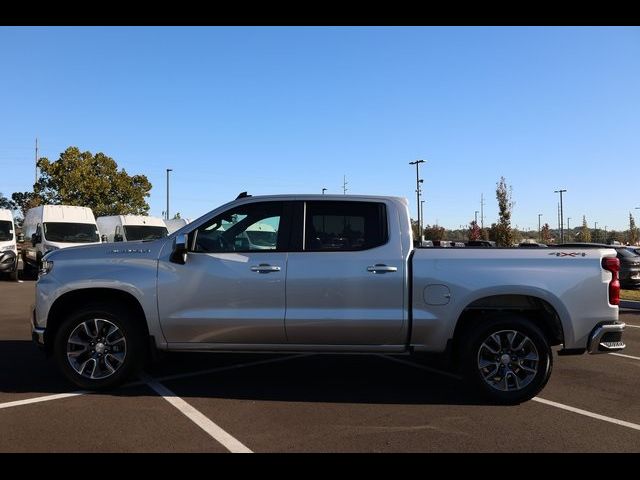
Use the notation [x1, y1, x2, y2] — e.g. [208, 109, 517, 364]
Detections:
[461, 315, 553, 404]
[53, 304, 146, 390]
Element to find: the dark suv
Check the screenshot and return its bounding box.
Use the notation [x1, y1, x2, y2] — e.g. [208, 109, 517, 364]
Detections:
[558, 243, 640, 289]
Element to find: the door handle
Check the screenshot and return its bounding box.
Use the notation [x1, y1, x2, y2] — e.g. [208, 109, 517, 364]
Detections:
[250, 264, 281, 273]
[367, 264, 398, 274]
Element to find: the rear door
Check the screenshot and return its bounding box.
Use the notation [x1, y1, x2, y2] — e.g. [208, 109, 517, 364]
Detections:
[284, 200, 406, 345]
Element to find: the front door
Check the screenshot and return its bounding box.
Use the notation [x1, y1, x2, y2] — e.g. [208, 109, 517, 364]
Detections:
[157, 201, 290, 345]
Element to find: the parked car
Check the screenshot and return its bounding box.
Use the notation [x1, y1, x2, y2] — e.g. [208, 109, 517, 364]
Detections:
[466, 240, 496, 247]
[97, 215, 168, 242]
[0, 208, 18, 280]
[33, 194, 626, 404]
[22, 205, 101, 278]
[558, 243, 640, 289]
[518, 242, 548, 248]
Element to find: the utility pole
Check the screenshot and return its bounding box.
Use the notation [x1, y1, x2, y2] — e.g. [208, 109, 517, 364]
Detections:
[409, 160, 426, 241]
[474, 210, 478, 224]
[35, 138, 39, 185]
[342, 175, 348, 195]
[538, 213, 543, 241]
[166, 168, 173, 220]
[554, 189, 567, 243]
[480, 193, 485, 232]
[421, 200, 425, 234]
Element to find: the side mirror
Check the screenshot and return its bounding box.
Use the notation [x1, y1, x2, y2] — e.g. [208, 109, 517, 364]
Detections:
[17, 233, 25, 243]
[101, 235, 108, 243]
[31, 233, 41, 246]
[170, 233, 188, 264]
[114, 234, 123, 242]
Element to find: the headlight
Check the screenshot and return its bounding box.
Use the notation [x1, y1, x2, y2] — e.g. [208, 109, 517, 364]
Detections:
[39, 259, 54, 277]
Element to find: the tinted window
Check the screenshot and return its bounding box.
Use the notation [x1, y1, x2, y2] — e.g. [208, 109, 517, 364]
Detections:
[123, 225, 169, 241]
[43, 222, 100, 243]
[0, 221, 13, 241]
[194, 202, 283, 253]
[305, 201, 387, 251]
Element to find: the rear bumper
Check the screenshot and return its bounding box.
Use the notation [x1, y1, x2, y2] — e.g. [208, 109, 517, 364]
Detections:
[587, 322, 626, 354]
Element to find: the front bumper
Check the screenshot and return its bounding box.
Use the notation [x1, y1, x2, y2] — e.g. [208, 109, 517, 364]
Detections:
[31, 308, 46, 350]
[588, 322, 626, 354]
[0, 251, 17, 272]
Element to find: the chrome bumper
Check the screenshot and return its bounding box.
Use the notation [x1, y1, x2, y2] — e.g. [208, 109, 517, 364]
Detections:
[588, 323, 626, 354]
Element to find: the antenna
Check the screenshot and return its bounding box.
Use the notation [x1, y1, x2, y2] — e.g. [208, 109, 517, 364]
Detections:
[236, 191, 251, 199]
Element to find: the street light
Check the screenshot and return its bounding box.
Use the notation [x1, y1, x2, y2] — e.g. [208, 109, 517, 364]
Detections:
[554, 189, 567, 243]
[166, 168, 173, 220]
[409, 159, 426, 241]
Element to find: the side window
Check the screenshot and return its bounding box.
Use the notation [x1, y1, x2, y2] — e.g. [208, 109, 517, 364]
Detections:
[193, 202, 283, 253]
[305, 201, 387, 251]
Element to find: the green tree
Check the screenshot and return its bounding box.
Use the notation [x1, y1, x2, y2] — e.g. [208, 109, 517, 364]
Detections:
[0, 192, 12, 209]
[629, 213, 639, 245]
[35, 147, 152, 217]
[579, 215, 591, 242]
[10, 191, 41, 221]
[173, 212, 181, 219]
[495, 176, 514, 246]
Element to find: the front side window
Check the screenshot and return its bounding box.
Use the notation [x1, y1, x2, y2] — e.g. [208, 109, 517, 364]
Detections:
[0, 221, 13, 241]
[123, 225, 169, 241]
[193, 202, 283, 253]
[43, 222, 100, 243]
[305, 201, 387, 251]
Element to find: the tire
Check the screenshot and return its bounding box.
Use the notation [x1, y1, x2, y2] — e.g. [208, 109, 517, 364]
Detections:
[460, 314, 553, 405]
[53, 303, 146, 390]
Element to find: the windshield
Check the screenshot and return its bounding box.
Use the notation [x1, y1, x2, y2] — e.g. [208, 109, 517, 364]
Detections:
[0, 220, 13, 241]
[43, 222, 100, 243]
[123, 225, 168, 241]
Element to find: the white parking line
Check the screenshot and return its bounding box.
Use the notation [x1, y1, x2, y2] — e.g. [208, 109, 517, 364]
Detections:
[0, 354, 307, 411]
[0, 391, 88, 410]
[610, 352, 640, 361]
[142, 374, 253, 453]
[532, 397, 640, 432]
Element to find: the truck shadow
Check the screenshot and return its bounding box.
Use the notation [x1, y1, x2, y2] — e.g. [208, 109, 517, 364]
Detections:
[1, 340, 494, 406]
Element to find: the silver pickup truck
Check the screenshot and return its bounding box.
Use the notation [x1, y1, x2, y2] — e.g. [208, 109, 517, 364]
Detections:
[31, 194, 626, 403]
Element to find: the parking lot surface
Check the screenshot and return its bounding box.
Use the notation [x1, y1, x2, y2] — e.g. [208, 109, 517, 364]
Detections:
[1, 279, 640, 452]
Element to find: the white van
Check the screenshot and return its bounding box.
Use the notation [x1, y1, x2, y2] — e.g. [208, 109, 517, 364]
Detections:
[97, 215, 168, 242]
[164, 217, 192, 235]
[22, 205, 101, 275]
[0, 208, 18, 279]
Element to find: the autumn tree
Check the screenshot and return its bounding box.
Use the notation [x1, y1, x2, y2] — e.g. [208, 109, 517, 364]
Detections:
[423, 224, 445, 241]
[540, 223, 552, 244]
[34, 147, 152, 217]
[629, 213, 639, 245]
[579, 215, 591, 242]
[468, 220, 481, 241]
[495, 176, 514, 246]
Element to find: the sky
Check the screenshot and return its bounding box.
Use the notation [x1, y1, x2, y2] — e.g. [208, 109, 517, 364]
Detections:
[0, 26, 639, 231]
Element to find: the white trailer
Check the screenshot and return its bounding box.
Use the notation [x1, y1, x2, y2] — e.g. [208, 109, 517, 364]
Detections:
[97, 215, 168, 242]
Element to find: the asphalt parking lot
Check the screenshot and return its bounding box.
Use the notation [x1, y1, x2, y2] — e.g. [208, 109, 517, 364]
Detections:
[1, 278, 640, 453]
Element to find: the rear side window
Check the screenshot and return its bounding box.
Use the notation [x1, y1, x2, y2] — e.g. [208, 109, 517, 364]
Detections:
[304, 201, 387, 251]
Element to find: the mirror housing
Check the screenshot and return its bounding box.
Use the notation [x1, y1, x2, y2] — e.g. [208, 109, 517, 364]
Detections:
[170, 233, 188, 264]
[114, 234, 123, 242]
[17, 233, 25, 243]
[101, 234, 108, 243]
[31, 233, 41, 246]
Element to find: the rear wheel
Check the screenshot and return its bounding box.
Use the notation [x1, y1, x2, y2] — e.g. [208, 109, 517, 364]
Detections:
[53, 304, 146, 390]
[461, 315, 553, 404]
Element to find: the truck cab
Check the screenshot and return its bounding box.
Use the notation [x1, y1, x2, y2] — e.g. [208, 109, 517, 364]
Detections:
[97, 215, 169, 242]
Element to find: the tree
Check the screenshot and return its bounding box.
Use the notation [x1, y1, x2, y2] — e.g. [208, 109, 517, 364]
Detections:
[579, 215, 591, 243]
[540, 223, 553, 243]
[423, 224, 445, 241]
[173, 212, 181, 219]
[629, 213, 639, 245]
[495, 176, 514, 246]
[468, 220, 481, 241]
[0, 192, 12, 209]
[35, 146, 152, 217]
[10, 191, 41, 221]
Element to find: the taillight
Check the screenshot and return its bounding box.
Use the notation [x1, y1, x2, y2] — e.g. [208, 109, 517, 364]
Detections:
[602, 257, 620, 306]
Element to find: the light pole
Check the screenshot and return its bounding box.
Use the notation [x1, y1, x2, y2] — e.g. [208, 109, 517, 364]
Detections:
[594, 221, 598, 243]
[567, 217, 571, 241]
[409, 159, 426, 241]
[538, 213, 543, 241]
[474, 210, 478, 224]
[554, 189, 567, 243]
[166, 168, 173, 220]
[421, 200, 425, 234]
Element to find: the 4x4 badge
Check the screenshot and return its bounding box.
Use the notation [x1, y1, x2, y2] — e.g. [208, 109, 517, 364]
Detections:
[548, 252, 586, 257]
